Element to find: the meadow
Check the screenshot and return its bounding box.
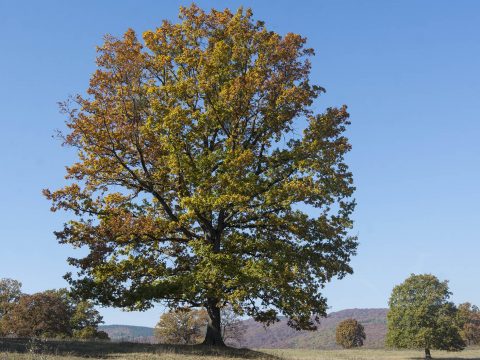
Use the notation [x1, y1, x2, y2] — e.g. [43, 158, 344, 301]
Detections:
[1, 339, 480, 360]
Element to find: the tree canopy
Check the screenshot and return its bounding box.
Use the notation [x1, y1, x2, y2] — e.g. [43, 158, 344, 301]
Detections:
[335, 318, 366, 349]
[386, 274, 465, 359]
[44, 4, 356, 345]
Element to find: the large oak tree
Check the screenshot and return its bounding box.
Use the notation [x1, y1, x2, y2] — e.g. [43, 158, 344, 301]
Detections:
[45, 5, 356, 346]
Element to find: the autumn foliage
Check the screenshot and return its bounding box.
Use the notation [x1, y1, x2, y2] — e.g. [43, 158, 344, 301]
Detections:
[457, 303, 480, 346]
[335, 318, 366, 349]
[0, 281, 107, 340]
[44, 5, 356, 346]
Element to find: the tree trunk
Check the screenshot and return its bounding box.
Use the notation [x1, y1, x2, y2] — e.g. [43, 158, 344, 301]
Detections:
[425, 348, 432, 359]
[202, 299, 226, 346]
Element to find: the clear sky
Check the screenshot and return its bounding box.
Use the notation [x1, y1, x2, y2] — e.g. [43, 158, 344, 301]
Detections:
[1, 0, 479, 327]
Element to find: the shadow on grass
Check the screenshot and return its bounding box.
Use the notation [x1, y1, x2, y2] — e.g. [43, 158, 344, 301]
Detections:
[0, 338, 279, 359]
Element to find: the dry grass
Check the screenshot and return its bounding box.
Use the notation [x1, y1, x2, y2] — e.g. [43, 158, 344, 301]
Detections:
[0, 338, 274, 360]
[1, 339, 479, 360]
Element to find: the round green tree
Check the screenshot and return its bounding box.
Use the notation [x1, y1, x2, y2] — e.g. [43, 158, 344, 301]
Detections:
[386, 274, 465, 359]
[335, 318, 366, 348]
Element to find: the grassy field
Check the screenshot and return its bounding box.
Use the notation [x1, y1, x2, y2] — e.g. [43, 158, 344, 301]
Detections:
[265, 348, 480, 360]
[1, 339, 479, 360]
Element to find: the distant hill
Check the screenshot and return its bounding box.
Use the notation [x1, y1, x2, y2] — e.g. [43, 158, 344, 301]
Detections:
[238, 308, 388, 349]
[98, 325, 155, 343]
[100, 308, 388, 348]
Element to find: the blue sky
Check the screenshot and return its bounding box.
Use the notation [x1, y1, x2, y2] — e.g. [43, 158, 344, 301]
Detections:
[1, 0, 479, 327]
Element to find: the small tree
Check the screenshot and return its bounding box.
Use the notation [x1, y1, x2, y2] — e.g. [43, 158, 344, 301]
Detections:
[335, 318, 366, 349]
[457, 303, 480, 346]
[70, 300, 108, 340]
[386, 274, 465, 359]
[48, 288, 107, 340]
[155, 308, 208, 344]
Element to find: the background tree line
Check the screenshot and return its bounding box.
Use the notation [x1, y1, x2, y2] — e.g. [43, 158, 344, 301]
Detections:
[0, 277, 247, 345]
[0, 278, 108, 340]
